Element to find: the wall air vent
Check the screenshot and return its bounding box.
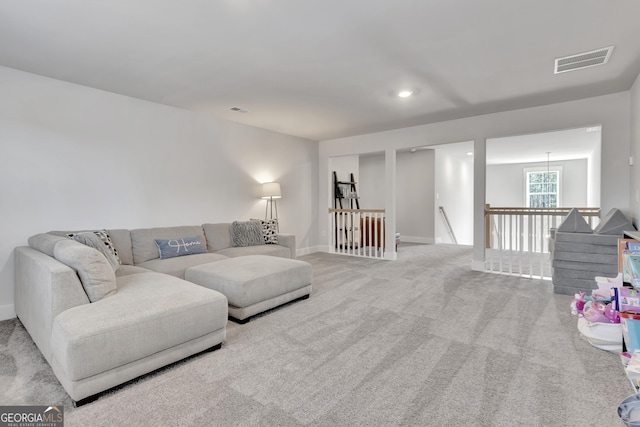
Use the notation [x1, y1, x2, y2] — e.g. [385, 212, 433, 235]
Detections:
[554, 46, 614, 74]
[230, 107, 249, 113]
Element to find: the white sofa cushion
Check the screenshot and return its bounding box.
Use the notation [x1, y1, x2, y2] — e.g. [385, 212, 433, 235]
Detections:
[70, 231, 120, 270]
[216, 244, 290, 259]
[137, 252, 228, 279]
[28, 233, 68, 257]
[50, 271, 228, 381]
[106, 229, 134, 265]
[130, 225, 206, 264]
[202, 223, 232, 251]
[115, 265, 149, 277]
[185, 255, 311, 308]
[53, 239, 117, 302]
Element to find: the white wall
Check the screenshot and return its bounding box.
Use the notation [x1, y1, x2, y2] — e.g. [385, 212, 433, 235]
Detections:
[486, 159, 588, 207]
[359, 151, 435, 243]
[396, 150, 435, 242]
[631, 73, 640, 227]
[319, 92, 631, 269]
[0, 66, 319, 320]
[434, 147, 474, 245]
[359, 154, 385, 209]
[587, 148, 601, 208]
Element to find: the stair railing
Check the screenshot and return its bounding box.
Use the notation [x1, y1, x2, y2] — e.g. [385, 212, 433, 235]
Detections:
[484, 204, 600, 278]
[329, 208, 386, 259]
[439, 206, 458, 244]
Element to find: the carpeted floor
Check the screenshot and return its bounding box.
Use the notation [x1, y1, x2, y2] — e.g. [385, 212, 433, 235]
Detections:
[0, 244, 632, 426]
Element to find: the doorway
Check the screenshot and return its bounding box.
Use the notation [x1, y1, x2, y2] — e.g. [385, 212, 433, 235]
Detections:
[485, 126, 602, 278]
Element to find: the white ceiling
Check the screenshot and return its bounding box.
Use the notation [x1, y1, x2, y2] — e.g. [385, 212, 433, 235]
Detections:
[1, 0, 640, 141]
[407, 126, 600, 165]
[486, 127, 601, 165]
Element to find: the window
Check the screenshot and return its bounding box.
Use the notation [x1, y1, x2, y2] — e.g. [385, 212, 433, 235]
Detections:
[525, 168, 561, 208]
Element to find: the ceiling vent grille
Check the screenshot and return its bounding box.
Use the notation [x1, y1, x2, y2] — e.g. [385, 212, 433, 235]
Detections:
[230, 107, 249, 113]
[554, 46, 614, 74]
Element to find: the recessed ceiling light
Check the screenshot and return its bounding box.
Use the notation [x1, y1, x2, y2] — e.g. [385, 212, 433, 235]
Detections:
[398, 90, 413, 98]
[466, 152, 474, 156]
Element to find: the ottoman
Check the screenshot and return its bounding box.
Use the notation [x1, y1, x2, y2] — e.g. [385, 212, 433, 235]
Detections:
[185, 255, 312, 323]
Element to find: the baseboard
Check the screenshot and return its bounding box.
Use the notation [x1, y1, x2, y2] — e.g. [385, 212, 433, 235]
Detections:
[296, 246, 322, 256]
[471, 260, 486, 272]
[399, 236, 435, 244]
[0, 304, 16, 321]
[316, 245, 331, 253]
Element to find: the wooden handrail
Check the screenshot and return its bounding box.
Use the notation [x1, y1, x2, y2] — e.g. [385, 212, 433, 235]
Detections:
[484, 204, 601, 249]
[485, 206, 600, 216]
[329, 208, 385, 213]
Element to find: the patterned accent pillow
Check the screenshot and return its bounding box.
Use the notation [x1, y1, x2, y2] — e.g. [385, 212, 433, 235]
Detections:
[155, 236, 208, 259]
[251, 219, 279, 244]
[68, 230, 121, 270]
[231, 220, 265, 247]
[94, 230, 121, 263]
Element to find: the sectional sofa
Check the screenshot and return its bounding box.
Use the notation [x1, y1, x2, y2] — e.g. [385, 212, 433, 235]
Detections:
[14, 222, 311, 405]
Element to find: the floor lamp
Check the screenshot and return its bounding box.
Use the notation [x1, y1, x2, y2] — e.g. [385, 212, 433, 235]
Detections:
[262, 182, 281, 231]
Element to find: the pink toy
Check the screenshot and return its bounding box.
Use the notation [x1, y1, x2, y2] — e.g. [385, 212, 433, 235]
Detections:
[605, 303, 621, 323]
[591, 288, 613, 301]
[574, 292, 587, 312]
[583, 301, 620, 323]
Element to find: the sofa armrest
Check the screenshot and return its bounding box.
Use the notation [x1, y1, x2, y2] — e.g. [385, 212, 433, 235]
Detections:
[14, 246, 90, 363]
[276, 234, 296, 258]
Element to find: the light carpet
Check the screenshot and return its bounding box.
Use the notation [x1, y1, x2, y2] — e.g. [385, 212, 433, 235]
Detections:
[0, 244, 632, 426]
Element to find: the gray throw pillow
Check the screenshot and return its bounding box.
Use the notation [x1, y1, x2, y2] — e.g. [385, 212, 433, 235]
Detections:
[70, 231, 120, 270]
[232, 220, 264, 247]
[54, 239, 117, 302]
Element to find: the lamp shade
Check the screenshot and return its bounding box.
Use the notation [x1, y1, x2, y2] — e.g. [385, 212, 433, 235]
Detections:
[261, 182, 281, 199]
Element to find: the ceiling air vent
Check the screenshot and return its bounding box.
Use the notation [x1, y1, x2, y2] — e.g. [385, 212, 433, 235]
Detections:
[230, 107, 249, 113]
[554, 46, 614, 74]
